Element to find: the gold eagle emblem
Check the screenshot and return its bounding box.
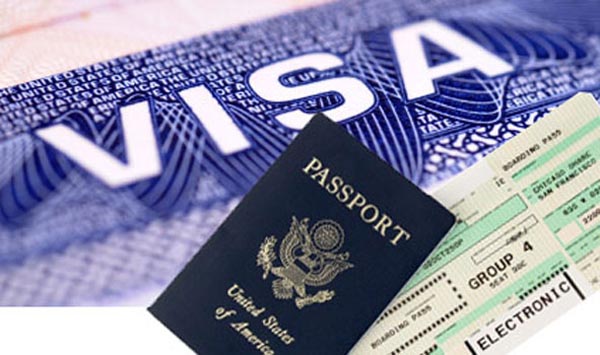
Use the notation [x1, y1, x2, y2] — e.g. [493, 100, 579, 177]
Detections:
[257, 217, 353, 309]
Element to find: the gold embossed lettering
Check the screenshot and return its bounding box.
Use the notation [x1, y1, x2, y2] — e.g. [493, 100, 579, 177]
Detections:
[360, 204, 380, 223]
[311, 168, 329, 187]
[326, 176, 344, 194]
[346, 192, 367, 210]
[336, 184, 354, 203]
[301, 155, 413, 246]
[262, 315, 296, 345]
[302, 156, 322, 174]
[374, 213, 393, 238]
[390, 225, 411, 245]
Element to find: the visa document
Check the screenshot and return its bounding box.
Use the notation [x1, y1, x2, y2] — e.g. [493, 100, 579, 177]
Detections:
[354, 93, 600, 354]
[0, 0, 326, 88]
[2, 0, 600, 306]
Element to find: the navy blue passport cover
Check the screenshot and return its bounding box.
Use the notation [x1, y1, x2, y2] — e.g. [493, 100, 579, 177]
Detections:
[149, 115, 455, 355]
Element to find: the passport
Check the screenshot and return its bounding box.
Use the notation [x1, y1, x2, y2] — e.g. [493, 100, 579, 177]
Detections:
[148, 115, 455, 355]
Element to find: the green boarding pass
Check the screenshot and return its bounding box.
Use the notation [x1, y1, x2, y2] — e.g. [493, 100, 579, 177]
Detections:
[351, 93, 600, 355]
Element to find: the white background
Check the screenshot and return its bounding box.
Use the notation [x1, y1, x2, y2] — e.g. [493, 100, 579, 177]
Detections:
[0, 292, 597, 354]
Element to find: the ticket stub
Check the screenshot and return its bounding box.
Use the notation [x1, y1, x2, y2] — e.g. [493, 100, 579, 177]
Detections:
[352, 93, 600, 355]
